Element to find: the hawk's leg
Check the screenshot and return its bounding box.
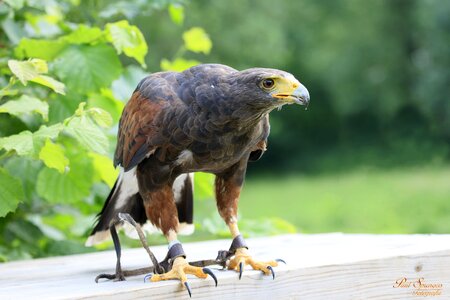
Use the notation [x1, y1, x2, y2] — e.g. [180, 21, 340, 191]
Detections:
[95, 214, 164, 282]
[95, 222, 126, 282]
[140, 183, 217, 297]
[117, 213, 164, 273]
[215, 160, 284, 279]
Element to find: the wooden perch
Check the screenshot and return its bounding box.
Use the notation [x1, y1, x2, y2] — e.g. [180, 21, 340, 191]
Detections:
[0, 234, 449, 299]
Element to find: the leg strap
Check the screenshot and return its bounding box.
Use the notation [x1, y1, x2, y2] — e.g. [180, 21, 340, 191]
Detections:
[229, 234, 248, 253]
[159, 242, 187, 272]
[214, 235, 249, 268]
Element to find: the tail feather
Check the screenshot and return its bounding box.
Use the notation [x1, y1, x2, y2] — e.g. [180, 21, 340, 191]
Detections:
[85, 169, 195, 246]
[86, 167, 145, 246]
[174, 173, 195, 235]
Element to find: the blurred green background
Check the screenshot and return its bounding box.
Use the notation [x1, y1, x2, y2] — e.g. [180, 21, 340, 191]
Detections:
[0, 0, 449, 261]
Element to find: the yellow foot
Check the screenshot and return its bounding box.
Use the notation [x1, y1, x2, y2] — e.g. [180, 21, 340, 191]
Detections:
[145, 257, 217, 297]
[228, 248, 284, 280]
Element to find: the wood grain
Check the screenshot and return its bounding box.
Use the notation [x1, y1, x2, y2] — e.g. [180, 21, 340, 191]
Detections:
[0, 234, 449, 299]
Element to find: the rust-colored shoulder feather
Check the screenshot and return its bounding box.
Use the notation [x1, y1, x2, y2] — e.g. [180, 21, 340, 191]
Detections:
[114, 91, 165, 171]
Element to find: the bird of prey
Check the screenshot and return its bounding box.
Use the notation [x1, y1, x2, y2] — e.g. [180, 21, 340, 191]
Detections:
[86, 63, 309, 294]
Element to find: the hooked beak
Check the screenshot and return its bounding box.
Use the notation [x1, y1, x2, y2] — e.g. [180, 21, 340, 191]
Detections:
[271, 81, 310, 107]
[290, 83, 310, 106]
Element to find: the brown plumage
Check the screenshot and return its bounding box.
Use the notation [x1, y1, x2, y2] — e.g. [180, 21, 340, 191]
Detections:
[86, 64, 309, 286]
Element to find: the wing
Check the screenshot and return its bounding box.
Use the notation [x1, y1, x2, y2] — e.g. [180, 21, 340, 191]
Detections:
[114, 92, 159, 170]
[114, 64, 237, 171]
[114, 74, 179, 171]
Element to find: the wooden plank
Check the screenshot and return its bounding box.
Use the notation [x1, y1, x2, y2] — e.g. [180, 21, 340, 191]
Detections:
[0, 234, 449, 299]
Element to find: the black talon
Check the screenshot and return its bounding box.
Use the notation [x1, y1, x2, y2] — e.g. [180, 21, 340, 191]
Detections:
[184, 281, 192, 298]
[95, 273, 123, 283]
[239, 262, 244, 280]
[275, 258, 286, 265]
[267, 266, 275, 280]
[202, 268, 218, 287]
[95, 274, 112, 283]
[143, 274, 152, 282]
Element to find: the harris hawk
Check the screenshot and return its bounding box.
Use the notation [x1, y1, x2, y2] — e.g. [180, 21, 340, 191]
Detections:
[86, 64, 309, 294]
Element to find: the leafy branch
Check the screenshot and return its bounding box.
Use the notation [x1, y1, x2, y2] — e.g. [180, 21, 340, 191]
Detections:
[0, 0, 217, 261]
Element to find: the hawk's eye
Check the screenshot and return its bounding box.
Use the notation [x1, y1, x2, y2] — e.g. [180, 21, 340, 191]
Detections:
[262, 78, 275, 89]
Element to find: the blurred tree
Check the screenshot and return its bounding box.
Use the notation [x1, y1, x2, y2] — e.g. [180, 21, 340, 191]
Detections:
[180, 0, 450, 172]
[414, 0, 450, 139]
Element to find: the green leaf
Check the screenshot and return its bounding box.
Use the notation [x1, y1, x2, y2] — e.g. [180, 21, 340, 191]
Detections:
[39, 139, 69, 173]
[0, 130, 33, 156]
[182, 27, 212, 54]
[14, 39, 67, 60]
[53, 44, 122, 93]
[65, 115, 109, 155]
[13, 26, 103, 61]
[106, 20, 148, 67]
[87, 107, 113, 128]
[8, 59, 65, 94]
[61, 25, 104, 44]
[89, 153, 118, 188]
[160, 58, 200, 72]
[0, 124, 64, 157]
[36, 153, 93, 204]
[0, 168, 24, 217]
[168, 4, 184, 25]
[8, 59, 47, 85]
[32, 124, 64, 146]
[0, 95, 49, 120]
[30, 75, 65, 95]
[32, 124, 65, 154]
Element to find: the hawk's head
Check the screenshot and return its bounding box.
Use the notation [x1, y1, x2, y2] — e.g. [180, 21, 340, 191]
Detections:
[230, 68, 310, 111]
